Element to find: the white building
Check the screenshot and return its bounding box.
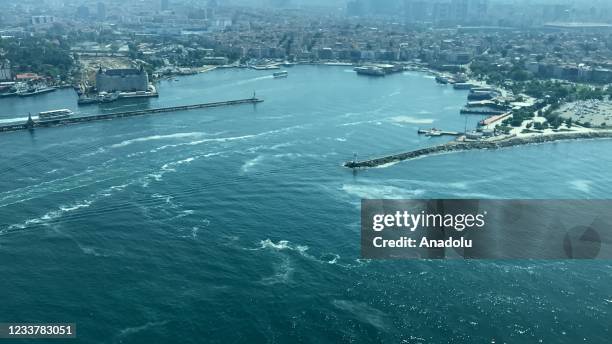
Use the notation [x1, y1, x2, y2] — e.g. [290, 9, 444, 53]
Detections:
[31, 16, 56, 26]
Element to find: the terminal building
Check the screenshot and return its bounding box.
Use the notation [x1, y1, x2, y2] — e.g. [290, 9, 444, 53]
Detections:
[95, 66, 149, 92]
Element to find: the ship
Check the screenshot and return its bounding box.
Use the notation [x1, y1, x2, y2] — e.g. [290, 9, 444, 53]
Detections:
[354, 66, 386, 77]
[273, 71, 289, 78]
[77, 92, 120, 105]
[77, 96, 98, 105]
[38, 109, 73, 121]
[435, 75, 454, 84]
[453, 83, 476, 90]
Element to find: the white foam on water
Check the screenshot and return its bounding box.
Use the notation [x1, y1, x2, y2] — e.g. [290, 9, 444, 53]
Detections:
[161, 157, 196, 172]
[4, 199, 94, 232]
[117, 321, 168, 339]
[331, 300, 388, 331]
[389, 116, 435, 125]
[111, 132, 206, 148]
[241, 155, 265, 173]
[2, 180, 138, 234]
[340, 119, 380, 127]
[233, 75, 273, 86]
[260, 255, 294, 285]
[141, 152, 222, 187]
[273, 152, 337, 160]
[190, 226, 199, 239]
[342, 184, 425, 199]
[373, 161, 400, 169]
[568, 179, 593, 193]
[82, 147, 106, 157]
[449, 192, 496, 199]
[325, 254, 340, 264]
[257, 239, 309, 254]
[150, 126, 303, 153]
[59, 200, 93, 212]
[79, 246, 111, 257]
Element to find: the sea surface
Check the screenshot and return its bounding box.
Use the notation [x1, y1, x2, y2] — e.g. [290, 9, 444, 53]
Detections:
[0, 66, 610, 343]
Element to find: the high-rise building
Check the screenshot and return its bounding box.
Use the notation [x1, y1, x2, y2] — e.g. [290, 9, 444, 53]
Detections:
[403, 0, 428, 23]
[97, 2, 106, 20]
[76, 5, 90, 19]
[451, 0, 468, 23]
[467, 0, 488, 21]
[433, 1, 451, 24]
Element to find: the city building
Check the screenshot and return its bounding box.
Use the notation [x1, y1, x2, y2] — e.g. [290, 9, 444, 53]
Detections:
[97, 2, 106, 20]
[31, 16, 56, 26]
[77, 5, 90, 19]
[0, 60, 12, 81]
[96, 66, 149, 92]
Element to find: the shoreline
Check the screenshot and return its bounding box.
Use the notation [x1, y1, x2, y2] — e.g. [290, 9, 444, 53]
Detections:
[344, 130, 612, 168]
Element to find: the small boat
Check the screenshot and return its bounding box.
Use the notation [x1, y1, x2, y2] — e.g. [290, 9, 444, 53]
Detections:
[38, 109, 73, 121]
[273, 71, 289, 78]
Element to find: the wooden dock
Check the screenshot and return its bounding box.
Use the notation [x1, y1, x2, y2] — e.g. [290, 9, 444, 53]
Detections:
[0, 98, 263, 133]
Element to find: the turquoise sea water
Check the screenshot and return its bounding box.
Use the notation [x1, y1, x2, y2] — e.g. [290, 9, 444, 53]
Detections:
[0, 66, 611, 343]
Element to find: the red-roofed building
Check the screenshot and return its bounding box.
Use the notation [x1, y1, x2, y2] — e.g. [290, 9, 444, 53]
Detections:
[15, 73, 42, 81]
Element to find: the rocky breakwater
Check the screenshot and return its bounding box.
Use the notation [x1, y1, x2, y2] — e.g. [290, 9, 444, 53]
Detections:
[344, 131, 612, 168]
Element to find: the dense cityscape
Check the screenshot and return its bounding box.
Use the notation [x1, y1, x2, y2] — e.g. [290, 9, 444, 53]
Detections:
[2, 1, 612, 343]
[1, 0, 612, 134]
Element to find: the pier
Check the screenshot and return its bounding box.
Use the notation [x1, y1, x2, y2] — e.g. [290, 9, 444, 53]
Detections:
[0, 98, 263, 133]
[345, 131, 612, 169]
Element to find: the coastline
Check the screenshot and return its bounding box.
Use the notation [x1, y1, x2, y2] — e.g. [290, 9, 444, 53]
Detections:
[345, 130, 612, 168]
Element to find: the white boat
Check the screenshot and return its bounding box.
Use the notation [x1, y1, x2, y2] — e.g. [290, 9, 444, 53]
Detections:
[273, 71, 289, 78]
[354, 66, 385, 77]
[38, 109, 73, 121]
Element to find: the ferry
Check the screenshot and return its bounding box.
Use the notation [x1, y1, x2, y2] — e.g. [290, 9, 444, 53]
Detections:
[354, 66, 385, 77]
[38, 109, 73, 121]
[273, 71, 289, 78]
